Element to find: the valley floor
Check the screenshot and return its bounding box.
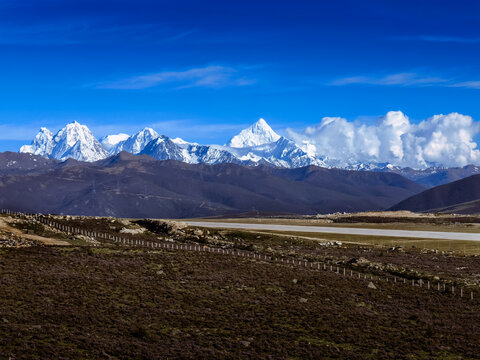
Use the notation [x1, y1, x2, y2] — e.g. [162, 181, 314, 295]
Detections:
[1, 214, 480, 359]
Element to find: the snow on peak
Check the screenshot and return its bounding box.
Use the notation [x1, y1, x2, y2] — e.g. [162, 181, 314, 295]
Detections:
[171, 137, 198, 149]
[20, 122, 108, 162]
[100, 133, 130, 152]
[20, 127, 54, 156]
[50, 122, 108, 161]
[226, 118, 281, 148]
[112, 127, 159, 155]
[171, 137, 189, 145]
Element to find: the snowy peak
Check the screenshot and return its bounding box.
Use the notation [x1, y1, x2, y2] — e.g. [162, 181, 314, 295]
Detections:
[113, 127, 159, 155]
[226, 118, 281, 148]
[50, 121, 108, 161]
[20, 121, 108, 162]
[52, 121, 94, 148]
[20, 127, 55, 157]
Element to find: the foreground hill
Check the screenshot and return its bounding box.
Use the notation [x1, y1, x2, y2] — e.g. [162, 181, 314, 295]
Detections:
[0, 152, 424, 218]
[390, 174, 480, 213]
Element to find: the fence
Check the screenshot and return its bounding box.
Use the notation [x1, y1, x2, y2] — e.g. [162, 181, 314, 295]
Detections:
[1, 209, 478, 302]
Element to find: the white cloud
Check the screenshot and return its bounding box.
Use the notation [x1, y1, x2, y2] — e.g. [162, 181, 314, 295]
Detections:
[450, 81, 480, 90]
[331, 72, 480, 90]
[331, 73, 448, 87]
[97, 65, 256, 90]
[287, 111, 480, 169]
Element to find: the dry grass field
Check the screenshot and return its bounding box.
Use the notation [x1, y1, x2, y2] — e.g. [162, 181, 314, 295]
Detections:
[1, 213, 480, 359]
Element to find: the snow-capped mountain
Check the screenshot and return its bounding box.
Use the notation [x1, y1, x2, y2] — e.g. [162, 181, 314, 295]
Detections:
[140, 136, 185, 161]
[171, 137, 198, 148]
[20, 128, 54, 157]
[140, 137, 243, 165]
[224, 137, 326, 168]
[21, 121, 108, 162]
[17, 118, 480, 187]
[112, 128, 159, 155]
[100, 133, 129, 152]
[18, 118, 332, 166]
[226, 118, 281, 148]
[182, 144, 242, 165]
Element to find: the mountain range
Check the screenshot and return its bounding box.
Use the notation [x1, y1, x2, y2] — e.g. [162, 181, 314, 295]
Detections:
[0, 151, 424, 218]
[390, 174, 480, 214]
[19, 118, 480, 187]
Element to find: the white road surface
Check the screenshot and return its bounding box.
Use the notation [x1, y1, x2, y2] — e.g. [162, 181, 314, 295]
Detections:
[185, 221, 480, 241]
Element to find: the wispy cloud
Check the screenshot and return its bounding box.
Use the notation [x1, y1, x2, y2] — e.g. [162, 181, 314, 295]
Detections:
[330, 72, 480, 90]
[97, 65, 256, 90]
[450, 81, 480, 90]
[393, 35, 480, 44]
[0, 20, 198, 46]
[330, 73, 448, 87]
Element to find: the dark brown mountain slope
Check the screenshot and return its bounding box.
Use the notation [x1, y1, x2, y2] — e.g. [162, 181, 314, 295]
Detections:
[0, 152, 424, 218]
[390, 174, 480, 213]
[0, 151, 58, 175]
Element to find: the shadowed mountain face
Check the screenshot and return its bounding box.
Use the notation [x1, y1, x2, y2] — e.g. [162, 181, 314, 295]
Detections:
[382, 165, 480, 188]
[390, 174, 480, 214]
[0, 152, 58, 175]
[0, 152, 425, 218]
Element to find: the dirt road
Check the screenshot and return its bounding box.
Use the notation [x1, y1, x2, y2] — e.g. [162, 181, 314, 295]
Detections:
[186, 221, 480, 241]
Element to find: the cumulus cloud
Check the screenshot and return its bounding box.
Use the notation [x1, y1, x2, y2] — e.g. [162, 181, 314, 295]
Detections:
[287, 111, 480, 169]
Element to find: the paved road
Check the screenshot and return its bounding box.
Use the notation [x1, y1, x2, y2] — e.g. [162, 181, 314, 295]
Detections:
[186, 221, 480, 241]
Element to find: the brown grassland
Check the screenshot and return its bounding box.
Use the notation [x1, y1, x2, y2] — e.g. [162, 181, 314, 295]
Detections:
[0, 214, 480, 359]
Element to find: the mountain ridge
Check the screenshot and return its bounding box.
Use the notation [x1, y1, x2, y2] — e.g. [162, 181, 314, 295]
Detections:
[390, 174, 480, 214]
[0, 151, 425, 218]
[19, 119, 480, 186]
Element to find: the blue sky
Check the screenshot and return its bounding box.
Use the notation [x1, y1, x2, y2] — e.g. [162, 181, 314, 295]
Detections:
[1, 0, 480, 151]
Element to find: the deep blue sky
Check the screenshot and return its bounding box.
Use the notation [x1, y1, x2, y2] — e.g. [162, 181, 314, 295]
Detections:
[1, 0, 480, 150]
